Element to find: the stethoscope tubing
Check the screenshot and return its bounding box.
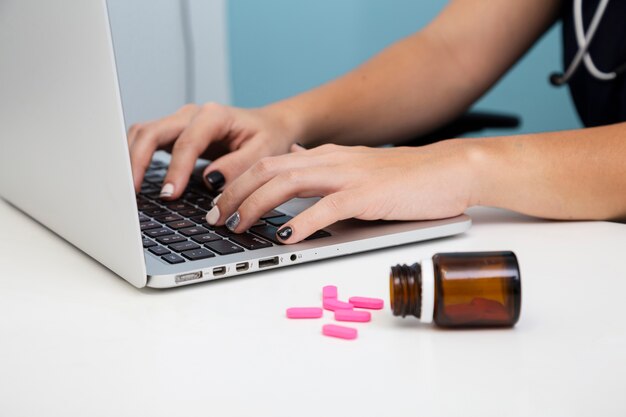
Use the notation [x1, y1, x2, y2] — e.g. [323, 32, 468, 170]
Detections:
[551, 0, 624, 86]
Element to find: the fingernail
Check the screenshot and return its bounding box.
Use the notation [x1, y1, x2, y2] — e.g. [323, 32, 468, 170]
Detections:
[160, 183, 174, 198]
[276, 226, 293, 241]
[295, 142, 306, 149]
[206, 205, 220, 225]
[225, 211, 240, 232]
[212, 193, 222, 207]
[205, 171, 225, 191]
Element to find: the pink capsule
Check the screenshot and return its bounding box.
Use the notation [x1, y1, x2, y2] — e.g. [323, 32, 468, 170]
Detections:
[335, 309, 371, 322]
[322, 285, 338, 299]
[286, 307, 323, 319]
[323, 298, 353, 311]
[322, 324, 358, 340]
[348, 296, 384, 310]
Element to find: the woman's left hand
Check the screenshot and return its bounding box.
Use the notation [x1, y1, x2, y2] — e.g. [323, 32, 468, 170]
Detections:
[207, 140, 478, 244]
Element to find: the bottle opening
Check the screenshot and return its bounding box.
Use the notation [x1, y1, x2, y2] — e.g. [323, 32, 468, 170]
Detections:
[389, 263, 422, 318]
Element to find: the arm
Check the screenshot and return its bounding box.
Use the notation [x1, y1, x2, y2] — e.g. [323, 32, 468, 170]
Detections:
[276, 0, 562, 147]
[210, 123, 626, 244]
[472, 123, 626, 221]
[128, 0, 562, 199]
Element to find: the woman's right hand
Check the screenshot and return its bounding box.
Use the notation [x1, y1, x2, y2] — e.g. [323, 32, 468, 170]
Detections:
[127, 102, 301, 199]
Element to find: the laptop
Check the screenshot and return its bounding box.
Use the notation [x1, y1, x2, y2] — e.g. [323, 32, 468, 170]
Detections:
[0, 0, 471, 288]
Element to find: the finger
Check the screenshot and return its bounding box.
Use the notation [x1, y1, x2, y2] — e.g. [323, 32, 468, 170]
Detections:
[129, 105, 199, 191]
[127, 123, 143, 147]
[161, 104, 231, 199]
[290, 143, 307, 153]
[220, 167, 342, 233]
[208, 151, 327, 226]
[201, 138, 267, 193]
[275, 190, 363, 244]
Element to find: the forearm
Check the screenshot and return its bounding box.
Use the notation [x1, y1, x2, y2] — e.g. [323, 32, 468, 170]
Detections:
[266, 0, 560, 147]
[269, 30, 477, 147]
[470, 123, 626, 221]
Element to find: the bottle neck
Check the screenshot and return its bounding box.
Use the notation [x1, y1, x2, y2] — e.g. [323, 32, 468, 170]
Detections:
[389, 263, 422, 318]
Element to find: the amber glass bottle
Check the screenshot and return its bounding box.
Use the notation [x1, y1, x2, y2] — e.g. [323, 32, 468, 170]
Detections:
[390, 251, 521, 327]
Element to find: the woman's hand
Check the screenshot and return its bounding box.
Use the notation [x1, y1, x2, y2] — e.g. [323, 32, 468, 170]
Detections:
[208, 140, 478, 244]
[127, 103, 300, 199]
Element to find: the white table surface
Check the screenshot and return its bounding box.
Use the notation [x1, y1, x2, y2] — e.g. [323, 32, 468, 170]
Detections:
[1, 199, 625, 417]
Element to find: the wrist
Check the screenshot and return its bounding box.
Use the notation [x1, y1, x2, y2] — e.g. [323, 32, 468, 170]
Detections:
[461, 136, 511, 209]
[261, 99, 313, 147]
[432, 138, 493, 209]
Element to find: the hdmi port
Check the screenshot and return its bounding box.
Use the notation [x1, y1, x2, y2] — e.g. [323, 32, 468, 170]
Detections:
[212, 266, 226, 276]
[259, 257, 279, 268]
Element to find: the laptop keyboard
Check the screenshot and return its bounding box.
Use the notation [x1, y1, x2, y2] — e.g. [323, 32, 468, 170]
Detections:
[138, 160, 331, 265]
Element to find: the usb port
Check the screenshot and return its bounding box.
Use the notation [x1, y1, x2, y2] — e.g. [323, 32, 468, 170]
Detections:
[175, 271, 203, 284]
[236, 262, 249, 272]
[212, 266, 226, 276]
[258, 257, 279, 268]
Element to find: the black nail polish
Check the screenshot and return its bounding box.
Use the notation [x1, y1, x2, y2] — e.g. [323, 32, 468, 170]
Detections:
[277, 226, 293, 241]
[205, 171, 225, 191]
[295, 142, 306, 149]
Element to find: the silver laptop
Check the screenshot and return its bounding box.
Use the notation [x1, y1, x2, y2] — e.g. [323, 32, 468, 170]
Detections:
[0, 0, 471, 288]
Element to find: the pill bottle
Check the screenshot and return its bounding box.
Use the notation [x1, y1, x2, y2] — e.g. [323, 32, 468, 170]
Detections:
[389, 251, 521, 327]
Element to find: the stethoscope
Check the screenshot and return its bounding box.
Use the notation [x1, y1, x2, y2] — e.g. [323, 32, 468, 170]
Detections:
[550, 0, 626, 86]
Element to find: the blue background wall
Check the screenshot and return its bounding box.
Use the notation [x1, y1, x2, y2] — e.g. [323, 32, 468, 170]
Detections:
[227, 0, 582, 137]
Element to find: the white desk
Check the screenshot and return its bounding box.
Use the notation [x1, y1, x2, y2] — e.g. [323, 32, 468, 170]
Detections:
[1, 199, 625, 417]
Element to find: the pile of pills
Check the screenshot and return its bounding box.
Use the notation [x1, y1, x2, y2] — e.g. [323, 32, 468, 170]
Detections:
[285, 285, 384, 340]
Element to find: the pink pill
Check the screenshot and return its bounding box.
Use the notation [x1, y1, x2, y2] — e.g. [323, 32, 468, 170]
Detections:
[286, 307, 323, 319]
[348, 296, 384, 310]
[322, 324, 358, 340]
[323, 285, 338, 299]
[323, 298, 353, 311]
[335, 309, 371, 322]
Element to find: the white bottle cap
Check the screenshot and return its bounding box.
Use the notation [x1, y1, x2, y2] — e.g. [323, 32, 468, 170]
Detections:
[420, 257, 435, 324]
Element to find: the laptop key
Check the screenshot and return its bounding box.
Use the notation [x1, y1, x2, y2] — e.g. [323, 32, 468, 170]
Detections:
[162, 253, 185, 264]
[154, 213, 183, 223]
[205, 239, 245, 255]
[149, 160, 167, 169]
[142, 238, 157, 248]
[145, 228, 174, 238]
[266, 215, 292, 227]
[305, 229, 332, 240]
[179, 208, 206, 218]
[156, 234, 187, 245]
[181, 248, 215, 261]
[138, 214, 151, 223]
[163, 201, 189, 210]
[182, 192, 202, 203]
[214, 226, 237, 237]
[169, 241, 201, 252]
[140, 221, 162, 231]
[196, 199, 214, 210]
[261, 209, 284, 219]
[144, 173, 164, 183]
[190, 215, 209, 225]
[229, 233, 272, 250]
[170, 203, 195, 213]
[191, 233, 221, 243]
[179, 226, 210, 237]
[143, 208, 170, 216]
[166, 220, 195, 230]
[140, 184, 160, 194]
[149, 245, 171, 256]
[137, 201, 158, 211]
[249, 224, 281, 244]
